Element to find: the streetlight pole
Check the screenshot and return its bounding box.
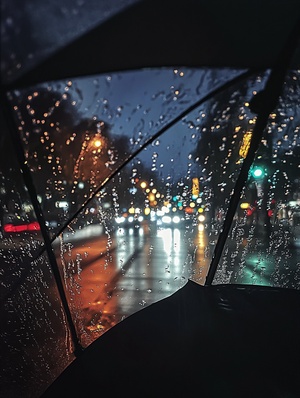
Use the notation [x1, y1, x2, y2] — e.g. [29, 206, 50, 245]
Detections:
[252, 162, 271, 245]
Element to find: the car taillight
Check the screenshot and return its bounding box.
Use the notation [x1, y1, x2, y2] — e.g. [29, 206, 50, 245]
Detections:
[28, 222, 40, 231]
[4, 222, 41, 233]
[3, 224, 15, 233]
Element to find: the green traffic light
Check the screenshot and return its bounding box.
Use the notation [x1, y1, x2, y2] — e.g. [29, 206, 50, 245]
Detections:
[253, 167, 263, 178]
[251, 164, 265, 179]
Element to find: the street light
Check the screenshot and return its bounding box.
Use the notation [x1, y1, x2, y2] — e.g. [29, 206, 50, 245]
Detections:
[94, 139, 101, 148]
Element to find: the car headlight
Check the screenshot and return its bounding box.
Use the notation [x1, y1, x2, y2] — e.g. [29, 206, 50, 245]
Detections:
[162, 215, 172, 224]
[198, 214, 205, 222]
[172, 215, 181, 224]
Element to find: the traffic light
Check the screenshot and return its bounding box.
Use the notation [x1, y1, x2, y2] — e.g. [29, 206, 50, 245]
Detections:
[251, 165, 265, 179]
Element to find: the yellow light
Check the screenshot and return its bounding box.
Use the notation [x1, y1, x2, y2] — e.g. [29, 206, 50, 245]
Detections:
[192, 178, 199, 196]
[240, 202, 250, 209]
[94, 139, 101, 148]
[140, 181, 147, 189]
[239, 131, 252, 158]
[148, 193, 155, 201]
[128, 207, 135, 214]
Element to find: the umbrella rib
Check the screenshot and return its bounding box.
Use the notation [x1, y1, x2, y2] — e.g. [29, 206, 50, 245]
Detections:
[1, 93, 84, 356]
[205, 15, 300, 285]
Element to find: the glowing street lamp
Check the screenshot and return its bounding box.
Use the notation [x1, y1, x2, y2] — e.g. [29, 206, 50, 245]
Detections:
[94, 139, 102, 148]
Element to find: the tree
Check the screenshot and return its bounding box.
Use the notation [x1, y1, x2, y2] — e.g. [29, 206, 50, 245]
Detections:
[9, 86, 132, 227]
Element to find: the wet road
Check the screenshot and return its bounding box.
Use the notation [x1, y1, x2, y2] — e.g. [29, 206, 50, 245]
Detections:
[56, 221, 300, 345]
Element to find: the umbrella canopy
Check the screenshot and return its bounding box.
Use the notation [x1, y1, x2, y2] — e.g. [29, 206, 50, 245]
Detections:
[1, 1, 300, 397]
[42, 280, 300, 397]
[3, 0, 300, 88]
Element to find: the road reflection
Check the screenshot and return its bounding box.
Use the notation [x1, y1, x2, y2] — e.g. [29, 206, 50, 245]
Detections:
[55, 222, 211, 346]
[190, 223, 212, 285]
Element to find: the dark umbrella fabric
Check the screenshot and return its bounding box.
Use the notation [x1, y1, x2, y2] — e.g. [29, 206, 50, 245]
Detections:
[4, 0, 300, 88]
[42, 280, 300, 398]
